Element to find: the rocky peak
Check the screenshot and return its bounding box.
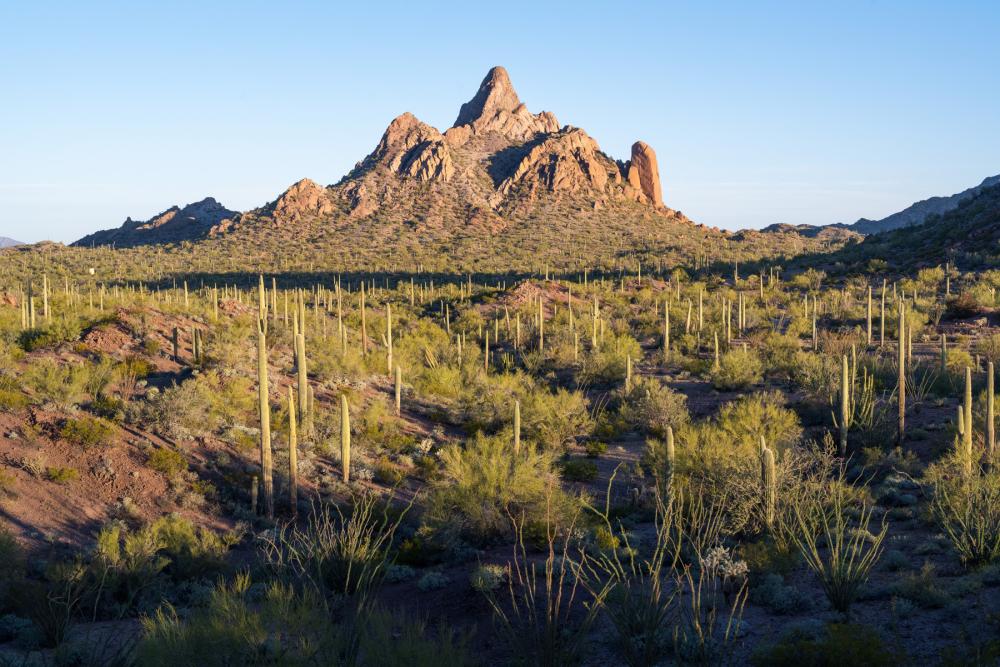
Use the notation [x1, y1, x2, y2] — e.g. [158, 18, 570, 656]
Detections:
[359, 112, 454, 182]
[624, 141, 664, 208]
[450, 66, 559, 143]
[455, 66, 521, 127]
[266, 178, 335, 223]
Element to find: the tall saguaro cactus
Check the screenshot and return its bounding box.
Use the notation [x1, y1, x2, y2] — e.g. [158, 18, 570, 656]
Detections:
[897, 301, 906, 448]
[964, 366, 974, 457]
[760, 437, 776, 532]
[513, 399, 521, 456]
[257, 310, 273, 520]
[989, 361, 996, 458]
[839, 354, 850, 456]
[288, 387, 298, 517]
[341, 394, 351, 483]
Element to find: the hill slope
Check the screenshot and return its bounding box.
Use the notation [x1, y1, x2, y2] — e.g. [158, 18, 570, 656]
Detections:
[0, 237, 23, 248]
[824, 181, 1000, 271]
[844, 174, 1000, 235]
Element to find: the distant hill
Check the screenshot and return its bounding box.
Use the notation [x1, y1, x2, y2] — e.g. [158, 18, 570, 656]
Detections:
[828, 180, 1000, 270]
[843, 175, 1000, 235]
[73, 197, 239, 248]
[0, 237, 23, 248]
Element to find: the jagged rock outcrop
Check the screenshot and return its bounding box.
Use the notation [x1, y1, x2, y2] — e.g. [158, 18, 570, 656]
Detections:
[450, 66, 559, 143]
[73, 65, 681, 246]
[359, 112, 454, 182]
[265, 178, 336, 223]
[73, 197, 239, 247]
[491, 128, 621, 208]
[624, 141, 663, 208]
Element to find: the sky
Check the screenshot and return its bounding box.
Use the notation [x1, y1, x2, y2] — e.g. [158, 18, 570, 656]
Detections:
[1, 1, 998, 243]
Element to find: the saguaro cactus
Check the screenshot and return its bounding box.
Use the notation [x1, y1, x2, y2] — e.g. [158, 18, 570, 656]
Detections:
[897, 301, 906, 448]
[664, 425, 675, 497]
[964, 366, 973, 456]
[988, 361, 996, 458]
[341, 393, 351, 483]
[760, 438, 776, 532]
[839, 354, 850, 456]
[288, 387, 298, 517]
[394, 365, 402, 416]
[513, 399, 521, 456]
[257, 317, 273, 520]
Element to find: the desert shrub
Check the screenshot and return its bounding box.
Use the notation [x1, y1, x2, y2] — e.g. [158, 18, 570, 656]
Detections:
[711, 348, 764, 390]
[751, 573, 811, 614]
[752, 623, 902, 666]
[559, 458, 598, 483]
[933, 471, 1000, 568]
[713, 391, 802, 454]
[148, 448, 187, 478]
[18, 318, 83, 351]
[425, 433, 572, 545]
[417, 571, 450, 591]
[577, 333, 642, 386]
[373, 456, 405, 485]
[470, 564, 507, 593]
[21, 358, 91, 408]
[760, 332, 800, 377]
[792, 351, 839, 400]
[260, 494, 408, 597]
[137, 574, 343, 666]
[60, 415, 115, 448]
[0, 374, 29, 411]
[0, 529, 24, 609]
[618, 376, 689, 436]
[137, 371, 254, 439]
[519, 387, 592, 450]
[149, 515, 238, 580]
[977, 333, 1000, 367]
[947, 292, 983, 319]
[45, 467, 78, 484]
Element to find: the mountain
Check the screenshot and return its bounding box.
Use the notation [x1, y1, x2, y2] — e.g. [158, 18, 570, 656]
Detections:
[73, 197, 239, 248]
[0, 237, 23, 248]
[73, 66, 687, 249]
[828, 180, 1000, 270]
[843, 174, 1000, 235]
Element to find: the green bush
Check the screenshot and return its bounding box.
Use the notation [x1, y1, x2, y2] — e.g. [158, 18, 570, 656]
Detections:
[60, 416, 115, 448]
[711, 348, 764, 390]
[559, 458, 598, 483]
[46, 467, 78, 484]
[426, 433, 572, 545]
[618, 376, 689, 436]
[752, 623, 902, 666]
[148, 449, 187, 478]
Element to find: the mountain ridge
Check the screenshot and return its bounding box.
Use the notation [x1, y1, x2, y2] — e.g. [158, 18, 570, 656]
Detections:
[72, 66, 682, 249]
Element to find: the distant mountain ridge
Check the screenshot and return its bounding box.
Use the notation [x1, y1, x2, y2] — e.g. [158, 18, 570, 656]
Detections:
[0, 237, 23, 248]
[844, 174, 1000, 235]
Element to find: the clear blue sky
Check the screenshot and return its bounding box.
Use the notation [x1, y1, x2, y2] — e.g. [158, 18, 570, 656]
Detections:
[1, 0, 998, 243]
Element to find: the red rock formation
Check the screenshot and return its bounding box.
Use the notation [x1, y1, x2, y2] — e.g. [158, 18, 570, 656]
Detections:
[268, 178, 335, 223]
[451, 66, 559, 143]
[625, 141, 664, 208]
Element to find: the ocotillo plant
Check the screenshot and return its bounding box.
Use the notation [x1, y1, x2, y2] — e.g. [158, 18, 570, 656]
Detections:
[341, 393, 351, 483]
[288, 387, 298, 517]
